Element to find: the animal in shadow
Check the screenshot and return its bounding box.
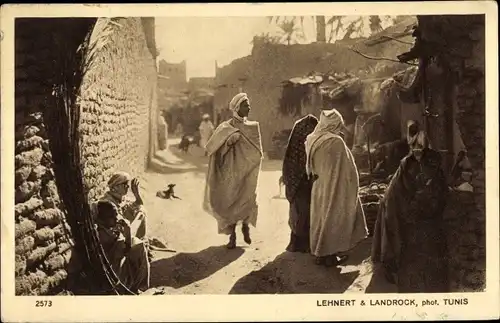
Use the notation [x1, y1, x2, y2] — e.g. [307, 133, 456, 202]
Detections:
[178, 134, 195, 153]
[156, 184, 181, 200]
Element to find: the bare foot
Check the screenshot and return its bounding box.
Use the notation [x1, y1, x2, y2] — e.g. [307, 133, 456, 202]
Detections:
[226, 240, 236, 249]
[242, 224, 252, 244]
[226, 233, 236, 249]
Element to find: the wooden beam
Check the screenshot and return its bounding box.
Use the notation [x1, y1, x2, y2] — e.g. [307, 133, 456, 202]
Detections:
[363, 31, 414, 47]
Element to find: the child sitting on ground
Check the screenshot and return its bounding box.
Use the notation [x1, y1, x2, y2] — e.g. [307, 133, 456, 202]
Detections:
[95, 200, 150, 294]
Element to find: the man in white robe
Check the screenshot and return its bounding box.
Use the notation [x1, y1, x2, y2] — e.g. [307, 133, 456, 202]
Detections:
[305, 109, 368, 266]
[199, 114, 215, 156]
[203, 93, 263, 249]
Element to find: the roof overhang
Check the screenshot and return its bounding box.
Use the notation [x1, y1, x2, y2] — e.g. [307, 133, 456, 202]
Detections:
[361, 17, 418, 48]
[283, 75, 324, 86]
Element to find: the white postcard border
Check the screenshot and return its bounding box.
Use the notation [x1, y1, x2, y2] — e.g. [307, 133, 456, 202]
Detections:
[1, 2, 499, 322]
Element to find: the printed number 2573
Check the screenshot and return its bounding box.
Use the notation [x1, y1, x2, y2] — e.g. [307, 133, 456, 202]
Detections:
[35, 300, 52, 307]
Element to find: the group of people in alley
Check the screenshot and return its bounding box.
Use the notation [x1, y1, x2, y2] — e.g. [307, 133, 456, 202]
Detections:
[282, 109, 368, 266]
[91, 92, 449, 294]
[203, 92, 449, 292]
[202, 92, 367, 268]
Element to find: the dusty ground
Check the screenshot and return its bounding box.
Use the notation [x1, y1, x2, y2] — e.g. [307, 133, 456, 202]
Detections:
[139, 138, 396, 295]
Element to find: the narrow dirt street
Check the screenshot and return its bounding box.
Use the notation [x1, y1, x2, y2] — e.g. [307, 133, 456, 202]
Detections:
[140, 139, 395, 295]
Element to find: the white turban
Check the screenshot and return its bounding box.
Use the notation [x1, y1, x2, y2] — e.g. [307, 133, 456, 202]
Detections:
[229, 93, 248, 112]
[107, 171, 131, 188]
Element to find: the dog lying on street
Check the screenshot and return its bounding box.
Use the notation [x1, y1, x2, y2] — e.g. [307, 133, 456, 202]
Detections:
[156, 184, 181, 200]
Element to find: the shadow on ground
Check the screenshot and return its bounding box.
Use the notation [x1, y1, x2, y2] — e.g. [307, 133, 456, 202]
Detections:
[148, 143, 208, 175]
[354, 238, 398, 293]
[364, 264, 398, 293]
[169, 145, 208, 169]
[150, 245, 245, 289]
[229, 239, 375, 294]
[152, 144, 285, 176]
[343, 238, 372, 266]
[229, 252, 359, 294]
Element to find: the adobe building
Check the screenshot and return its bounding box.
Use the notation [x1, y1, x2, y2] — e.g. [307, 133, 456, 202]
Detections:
[213, 17, 417, 154]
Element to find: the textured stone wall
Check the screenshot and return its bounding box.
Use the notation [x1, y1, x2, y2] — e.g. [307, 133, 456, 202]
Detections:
[14, 17, 157, 295]
[78, 17, 158, 201]
[14, 111, 76, 295]
[418, 15, 485, 292]
[15, 19, 78, 295]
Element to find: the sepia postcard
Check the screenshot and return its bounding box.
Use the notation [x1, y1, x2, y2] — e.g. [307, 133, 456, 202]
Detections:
[1, 2, 499, 322]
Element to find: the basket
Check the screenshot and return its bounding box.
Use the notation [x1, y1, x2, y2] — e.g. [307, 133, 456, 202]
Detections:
[359, 183, 387, 236]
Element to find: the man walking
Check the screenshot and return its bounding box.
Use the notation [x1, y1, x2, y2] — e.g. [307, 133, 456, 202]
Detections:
[203, 93, 263, 249]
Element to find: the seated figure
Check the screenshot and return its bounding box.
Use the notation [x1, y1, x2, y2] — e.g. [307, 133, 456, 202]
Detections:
[95, 200, 150, 293]
[90, 171, 153, 262]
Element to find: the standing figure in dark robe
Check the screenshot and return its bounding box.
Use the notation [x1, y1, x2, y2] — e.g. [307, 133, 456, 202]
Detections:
[282, 114, 319, 253]
[371, 121, 449, 293]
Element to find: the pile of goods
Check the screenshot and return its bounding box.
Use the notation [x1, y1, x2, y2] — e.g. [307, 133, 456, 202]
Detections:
[359, 174, 389, 236]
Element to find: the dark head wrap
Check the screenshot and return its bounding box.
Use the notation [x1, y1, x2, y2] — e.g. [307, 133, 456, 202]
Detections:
[282, 114, 319, 202]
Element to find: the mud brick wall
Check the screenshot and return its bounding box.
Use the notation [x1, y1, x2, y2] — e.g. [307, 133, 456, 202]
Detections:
[14, 18, 157, 295]
[14, 20, 77, 295]
[444, 191, 485, 292]
[14, 112, 76, 295]
[79, 17, 158, 201]
[418, 15, 485, 292]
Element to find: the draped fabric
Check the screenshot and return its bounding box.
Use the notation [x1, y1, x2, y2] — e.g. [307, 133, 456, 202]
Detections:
[97, 227, 150, 293]
[282, 115, 318, 252]
[282, 114, 318, 202]
[371, 148, 449, 292]
[203, 118, 263, 234]
[305, 109, 368, 257]
[305, 109, 345, 176]
[307, 133, 368, 257]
